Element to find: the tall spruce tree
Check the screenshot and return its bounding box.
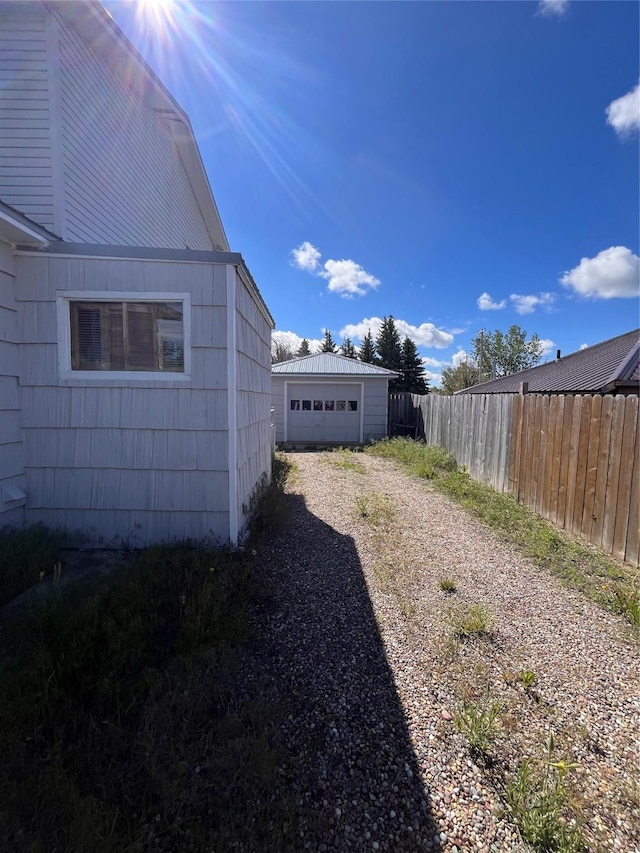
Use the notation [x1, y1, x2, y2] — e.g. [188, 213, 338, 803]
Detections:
[297, 338, 311, 356]
[359, 329, 376, 363]
[320, 328, 337, 353]
[375, 316, 403, 372]
[340, 337, 357, 358]
[400, 336, 429, 394]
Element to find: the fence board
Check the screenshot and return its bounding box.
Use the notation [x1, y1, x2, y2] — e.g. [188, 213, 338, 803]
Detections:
[590, 396, 613, 549]
[548, 395, 564, 525]
[581, 395, 602, 539]
[601, 396, 626, 556]
[556, 395, 574, 530]
[536, 396, 550, 516]
[612, 397, 638, 561]
[572, 396, 593, 534]
[625, 416, 640, 566]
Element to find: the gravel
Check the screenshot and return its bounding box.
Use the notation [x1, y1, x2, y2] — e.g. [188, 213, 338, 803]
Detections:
[244, 451, 640, 853]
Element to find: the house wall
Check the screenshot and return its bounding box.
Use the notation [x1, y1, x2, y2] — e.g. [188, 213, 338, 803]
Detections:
[16, 251, 233, 546]
[0, 1, 225, 251]
[234, 269, 274, 536]
[0, 4, 55, 233]
[271, 375, 390, 444]
[0, 240, 26, 525]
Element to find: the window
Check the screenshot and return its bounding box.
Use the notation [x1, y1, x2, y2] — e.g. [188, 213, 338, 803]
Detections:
[57, 292, 191, 380]
[313, 400, 323, 411]
[348, 400, 358, 411]
[336, 400, 346, 412]
[302, 400, 311, 411]
[324, 400, 334, 411]
[290, 399, 300, 411]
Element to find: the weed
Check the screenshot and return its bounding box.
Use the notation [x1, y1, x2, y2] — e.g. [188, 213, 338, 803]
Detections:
[398, 596, 417, 620]
[439, 577, 457, 593]
[519, 669, 536, 689]
[448, 603, 493, 638]
[355, 492, 394, 525]
[0, 524, 68, 607]
[454, 697, 501, 756]
[612, 581, 640, 628]
[325, 448, 366, 473]
[506, 733, 584, 852]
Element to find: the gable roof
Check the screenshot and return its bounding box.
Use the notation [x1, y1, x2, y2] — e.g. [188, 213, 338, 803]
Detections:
[457, 329, 640, 395]
[272, 353, 399, 377]
[53, 1, 229, 252]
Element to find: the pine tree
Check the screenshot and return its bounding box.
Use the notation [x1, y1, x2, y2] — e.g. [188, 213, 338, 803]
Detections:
[320, 328, 337, 353]
[340, 337, 357, 358]
[297, 338, 311, 356]
[359, 329, 376, 363]
[400, 336, 429, 394]
[375, 316, 403, 372]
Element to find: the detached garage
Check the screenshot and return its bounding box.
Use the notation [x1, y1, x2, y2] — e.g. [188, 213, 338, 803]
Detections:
[272, 353, 398, 445]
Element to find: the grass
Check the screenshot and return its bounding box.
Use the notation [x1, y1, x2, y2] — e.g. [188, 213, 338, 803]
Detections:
[506, 734, 584, 852]
[0, 524, 69, 607]
[439, 577, 457, 593]
[366, 438, 639, 630]
[324, 447, 366, 473]
[355, 491, 395, 525]
[454, 697, 501, 757]
[0, 456, 297, 853]
[448, 602, 493, 638]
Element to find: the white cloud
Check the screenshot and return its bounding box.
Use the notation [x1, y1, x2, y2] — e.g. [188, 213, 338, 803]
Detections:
[537, 0, 569, 16]
[424, 370, 442, 384]
[539, 338, 556, 358]
[452, 349, 475, 368]
[339, 317, 454, 349]
[422, 356, 445, 368]
[291, 241, 321, 272]
[579, 343, 588, 350]
[477, 292, 506, 311]
[606, 82, 640, 137]
[561, 246, 640, 299]
[322, 258, 380, 297]
[509, 292, 556, 315]
[291, 242, 380, 297]
[271, 330, 322, 356]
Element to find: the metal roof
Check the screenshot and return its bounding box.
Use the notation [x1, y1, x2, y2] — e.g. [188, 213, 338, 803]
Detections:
[457, 329, 640, 395]
[272, 353, 399, 376]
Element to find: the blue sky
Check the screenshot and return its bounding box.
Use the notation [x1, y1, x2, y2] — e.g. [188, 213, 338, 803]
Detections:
[106, 0, 639, 385]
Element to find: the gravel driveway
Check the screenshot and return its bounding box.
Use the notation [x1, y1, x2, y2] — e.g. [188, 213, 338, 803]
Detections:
[245, 451, 639, 853]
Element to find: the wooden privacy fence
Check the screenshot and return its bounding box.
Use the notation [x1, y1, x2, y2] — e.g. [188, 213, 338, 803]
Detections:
[391, 391, 639, 566]
[510, 394, 639, 567]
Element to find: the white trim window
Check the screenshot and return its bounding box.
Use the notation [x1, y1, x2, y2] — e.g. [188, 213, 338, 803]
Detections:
[57, 291, 191, 380]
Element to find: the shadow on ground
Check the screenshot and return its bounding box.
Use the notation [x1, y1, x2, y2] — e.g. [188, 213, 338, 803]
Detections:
[244, 489, 437, 852]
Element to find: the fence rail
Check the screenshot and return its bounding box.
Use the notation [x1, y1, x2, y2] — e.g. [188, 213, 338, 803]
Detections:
[389, 391, 639, 566]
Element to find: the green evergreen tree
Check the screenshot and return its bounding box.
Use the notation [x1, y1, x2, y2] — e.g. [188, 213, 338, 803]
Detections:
[320, 328, 337, 353]
[400, 336, 429, 394]
[359, 329, 377, 363]
[375, 316, 403, 372]
[340, 337, 357, 358]
[297, 338, 311, 356]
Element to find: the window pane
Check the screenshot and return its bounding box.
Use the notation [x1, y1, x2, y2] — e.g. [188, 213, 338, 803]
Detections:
[348, 400, 358, 411]
[336, 400, 346, 411]
[69, 300, 184, 373]
[290, 399, 300, 411]
[302, 400, 311, 411]
[313, 400, 323, 411]
[324, 400, 334, 411]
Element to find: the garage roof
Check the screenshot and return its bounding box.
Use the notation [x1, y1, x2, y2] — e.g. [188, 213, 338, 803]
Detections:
[272, 353, 399, 376]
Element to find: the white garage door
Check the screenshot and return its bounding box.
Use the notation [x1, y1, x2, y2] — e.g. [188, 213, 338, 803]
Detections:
[286, 383, 362, 443]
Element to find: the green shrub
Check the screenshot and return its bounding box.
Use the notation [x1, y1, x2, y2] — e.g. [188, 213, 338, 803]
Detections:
[448, 603, 493, 638]
[454, 698, 501, 756]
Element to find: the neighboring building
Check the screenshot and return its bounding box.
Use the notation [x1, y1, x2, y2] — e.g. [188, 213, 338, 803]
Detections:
[457, 330, 640, 396]
[0, 1, 274, 546]
[272, 353, 398, 445]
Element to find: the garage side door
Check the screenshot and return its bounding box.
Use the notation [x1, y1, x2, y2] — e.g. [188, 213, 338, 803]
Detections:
[287, 383, 361, 443]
